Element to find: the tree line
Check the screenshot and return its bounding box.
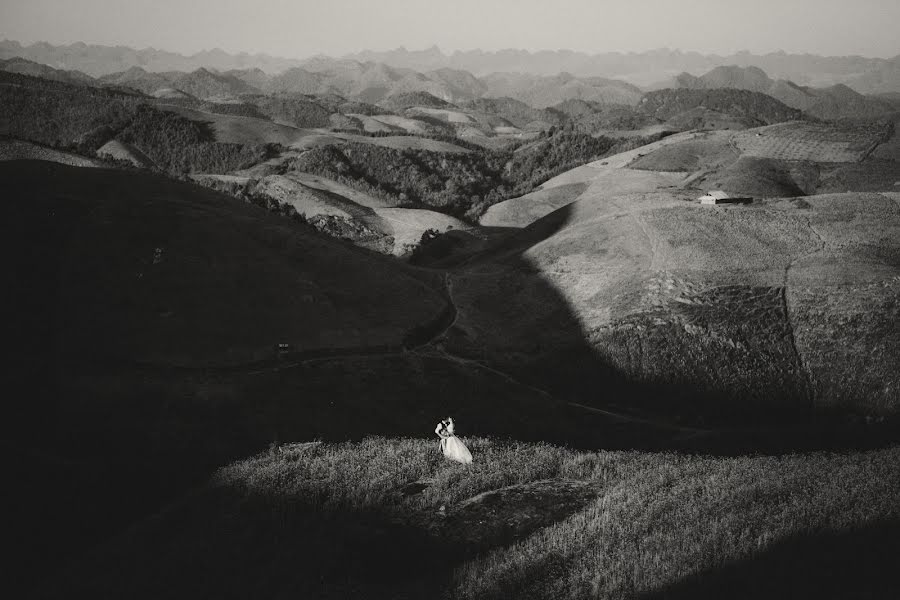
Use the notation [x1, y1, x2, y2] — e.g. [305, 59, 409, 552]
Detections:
[0, 71, 276, 175]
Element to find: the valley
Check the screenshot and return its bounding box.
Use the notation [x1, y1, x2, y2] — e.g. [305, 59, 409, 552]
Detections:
[1, 36, 899, 600]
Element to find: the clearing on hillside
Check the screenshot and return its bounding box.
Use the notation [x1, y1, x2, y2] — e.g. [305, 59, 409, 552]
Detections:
[481, 131, 701, 228]
[733, 122, 885, 163]
[157, 104, 318, 146]
[627, 131, 739, 172]
[96, 140, 157, 169]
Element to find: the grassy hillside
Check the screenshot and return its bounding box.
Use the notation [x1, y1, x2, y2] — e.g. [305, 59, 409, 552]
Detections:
[5, 156, 899, 598]
[33, 438, 900, 599]
[732, 121, 887, 163]
[0, 138, 106, 167]
[3, 160, 448, 368]
[2, 160, 466, 592]
[480, 130, 702, 227]
[469, 188, 900, 423]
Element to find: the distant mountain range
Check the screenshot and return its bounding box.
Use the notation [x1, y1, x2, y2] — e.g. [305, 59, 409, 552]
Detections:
[2, 44, 898, 124]
[0, 54, 644, 107]
[671, 65, 897, 120]
[345, 47, 900, 91]
[2, 40, 899, 94]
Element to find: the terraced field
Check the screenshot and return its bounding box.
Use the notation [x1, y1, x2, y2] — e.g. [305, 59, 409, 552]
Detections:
[733, 122, 885, 163]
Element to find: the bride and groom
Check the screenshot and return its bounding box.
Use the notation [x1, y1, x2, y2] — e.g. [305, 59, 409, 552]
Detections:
[435, 417, 473, 464]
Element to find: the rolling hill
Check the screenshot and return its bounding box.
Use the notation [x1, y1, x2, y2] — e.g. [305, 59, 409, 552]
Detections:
[638, 88, 803, 126]
[6, 37, 900, 600]
[481, 72, 644, 108]
[30, 439, 900, 600]
[674, 65, 897, 120]
[3, 160, 450, 367]
[0, 56, 94, 85]
[6, 151, 900, 597]
[472, 186, 900, 422]
[483, 116, 895, 226]
[97, 65, 174, 95]
[460, 97, 564, 129]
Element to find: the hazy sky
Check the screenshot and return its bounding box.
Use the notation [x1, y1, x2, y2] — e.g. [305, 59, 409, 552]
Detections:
[1, 0, 898, 58]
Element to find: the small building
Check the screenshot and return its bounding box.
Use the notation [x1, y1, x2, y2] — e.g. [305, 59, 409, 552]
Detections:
[698, 191, 751, 205]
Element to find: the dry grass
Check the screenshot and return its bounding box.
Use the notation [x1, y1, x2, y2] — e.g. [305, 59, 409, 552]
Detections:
[459, 190, 900, 419]
[0, 138, 105, 167]
[36, 438, 900, 599]
[733, 122, 884, 163]
[157, 104, 319, 146]
[626, 131, 739, 172]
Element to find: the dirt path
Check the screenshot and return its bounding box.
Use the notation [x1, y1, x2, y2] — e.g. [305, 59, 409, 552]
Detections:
[779, 213, 829, 404]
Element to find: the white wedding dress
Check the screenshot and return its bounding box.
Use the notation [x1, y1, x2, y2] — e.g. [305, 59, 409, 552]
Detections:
[436, 418, 473, 464]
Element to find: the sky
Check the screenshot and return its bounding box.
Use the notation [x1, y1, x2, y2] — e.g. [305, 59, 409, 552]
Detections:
[1, 0, 898, 59]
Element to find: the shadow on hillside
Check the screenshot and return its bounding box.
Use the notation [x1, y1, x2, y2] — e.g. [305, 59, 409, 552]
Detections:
[401, 201, 900, 455]
[35, 475, 594, 600]
[642, 520, 900, 600]
[4, 161, 899, 595]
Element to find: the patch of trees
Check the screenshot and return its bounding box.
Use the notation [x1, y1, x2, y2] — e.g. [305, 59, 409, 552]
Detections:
[201, 101, 272, 120]
[462, 97, 564, 129]
[250, 94, 333, 127]
[0, 72, 275, 175]
[289, 129, 638, 221]
[505, 128, 619, 191]
[115, 106, 278, 173]
[0, 71, 142, 148]
[638, 88, 804, 125]
[290, 143, 509, 219]
[379, 92, 454, 111]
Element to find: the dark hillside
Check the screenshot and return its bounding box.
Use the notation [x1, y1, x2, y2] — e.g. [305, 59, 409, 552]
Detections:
[0, 160, 453, 593]
[639, 88, 803, 125]
[0, 56, 95, 85]
[0, 72, 274, 174]
[378, 90, 456, 111]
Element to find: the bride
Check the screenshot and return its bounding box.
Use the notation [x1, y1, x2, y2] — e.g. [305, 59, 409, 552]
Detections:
[435, 417, 473, 464]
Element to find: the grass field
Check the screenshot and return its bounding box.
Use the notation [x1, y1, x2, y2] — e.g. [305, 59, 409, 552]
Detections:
[626, 131, 738, 172]
[345, 113, 402, 133]
[157, 103, 319, 146]
[0, 138, 105, 167]
[480, 132, 701, 228]
[34, 438, 900, 599]
[367, 114, 436, 135]
[156, 104, 473, 154]
[465, 188, 900, 421]
[733, 122, 885, 163]
[6, 158, 900, 597]
[408, 106, 478, 124]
